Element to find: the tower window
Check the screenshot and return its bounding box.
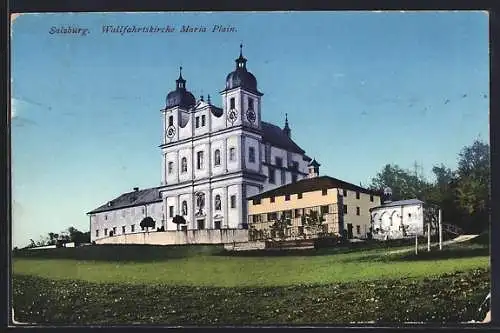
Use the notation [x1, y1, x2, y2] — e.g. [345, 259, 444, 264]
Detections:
[168, 116, 173, 126]
[201, 115, 206, 127]
[356, 191, 360, 199]
[249, 147, 255, 163]
[168, 161, 174, 174]
[195, 116, 200, 128]
[181, 157, 187, 173]
[248, 98, 254, 110]
[356, 207, 360, 216]
[214, 149, 221, 166]
[343, 205, 348, 214]
[230, 195, 237, 208]
[230, 98, 235, 109]
[268, 168, 275, 184]
[229, 147, 236, 161]
[169, 206, 174, 218]
[197, 151, 204, 169]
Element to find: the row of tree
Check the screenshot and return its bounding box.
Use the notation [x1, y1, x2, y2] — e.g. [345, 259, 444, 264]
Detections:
[26, 227, 91, 249]
[368, 139, 490, 233]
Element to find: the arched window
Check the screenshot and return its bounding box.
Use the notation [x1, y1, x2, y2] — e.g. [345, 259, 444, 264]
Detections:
[214, 149, 221, 166]
[181, 157, 187, 173]
[182, 201, 188, 216]
[215, 195, 221, 211]
[168, 162, 174, 174]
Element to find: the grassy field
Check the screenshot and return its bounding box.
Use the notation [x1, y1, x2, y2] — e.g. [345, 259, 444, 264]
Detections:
[12, 234, 490, 325]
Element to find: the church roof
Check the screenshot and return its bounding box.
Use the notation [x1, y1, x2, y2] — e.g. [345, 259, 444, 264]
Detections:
[247, 175, 381, 201]
[87, 187, 162, 214]
[261, 121, 305, 154]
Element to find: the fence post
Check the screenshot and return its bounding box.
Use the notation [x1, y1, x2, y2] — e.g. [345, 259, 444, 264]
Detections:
[427, 223, 431, 252]
[415, 234, 418, 255]
[439, 209, 442, 250]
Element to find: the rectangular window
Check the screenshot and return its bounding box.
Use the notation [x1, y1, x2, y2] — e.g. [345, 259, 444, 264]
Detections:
[285, 194, 290, 201]
[322, 189, 328, 196]
[294, 209, 302, 217]
[249, 147, 255, 163]
[229, 147, 236, 161]
[356, 207, 360, 216]
[248, 98, 254, 110]
[267, 212, 277, 221]
[195, 116, 200, 128]
[197, 151, 204, 169]
[356, 191, 360, 199]
[230, 195, 237, 208]
[122, 226, 126, 234]
[168, 161, 174, 174]
[169, 206, 174, 218]
[214, 221, 221, 229]
[112, 227, 117, 235]
[253, 199, 261, 205]
[321, 205, 329, 214]
[297, 193, 303, 199]
[131, 224, 135, 232]
[343, 205, 348, 214]
[201, 115, 206, 126]
[370, 194, 374, 202]
[275, 157, 283, 167]
[168, 115, 173, 126]
[252, 215, 261, 223]
[104, 215, 108, 221]
[104, 228, 108, 236]
[268, 168, 275, 184]
[280, 170, 285, 185]
[95, 229, 99, 237]
[142, 207, 145, 214]
[356, 225, 361, 234]
[270, 197, 275, 203]
[343, 189, 348, 196]
[230, 97, 235, 109]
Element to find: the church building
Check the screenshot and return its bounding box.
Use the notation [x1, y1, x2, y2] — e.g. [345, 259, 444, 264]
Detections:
[87, 45, 313, 242]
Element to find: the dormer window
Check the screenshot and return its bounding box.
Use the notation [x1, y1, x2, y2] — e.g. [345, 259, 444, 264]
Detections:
[230, 98, 235, 109]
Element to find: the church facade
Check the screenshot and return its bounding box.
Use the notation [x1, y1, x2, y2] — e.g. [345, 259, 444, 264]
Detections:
[88, 46, 313, 242]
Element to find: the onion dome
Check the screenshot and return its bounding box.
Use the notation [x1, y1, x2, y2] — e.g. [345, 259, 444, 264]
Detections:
[224, 44, 262, 95]
[165, 66, 196, 109]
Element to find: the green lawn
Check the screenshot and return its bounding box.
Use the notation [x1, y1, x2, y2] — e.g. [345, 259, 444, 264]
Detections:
[12, 238, 490, 325]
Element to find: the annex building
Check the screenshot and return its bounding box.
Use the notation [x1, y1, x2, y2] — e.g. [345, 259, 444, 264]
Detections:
[246, 161, 382, 240]
[87, 45, 313, 242]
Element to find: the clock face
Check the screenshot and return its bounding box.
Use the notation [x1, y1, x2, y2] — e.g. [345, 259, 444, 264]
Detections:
[246, 109, 256, 123]
[228, 109, 238, 123]
[166, 126, 176, 138]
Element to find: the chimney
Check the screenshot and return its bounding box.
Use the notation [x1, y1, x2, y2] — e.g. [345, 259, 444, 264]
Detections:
[307, 158, 321, 178]
[133, 187, 139, 192]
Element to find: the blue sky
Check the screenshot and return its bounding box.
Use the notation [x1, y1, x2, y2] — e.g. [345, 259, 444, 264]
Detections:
[11, 11, 489, 248]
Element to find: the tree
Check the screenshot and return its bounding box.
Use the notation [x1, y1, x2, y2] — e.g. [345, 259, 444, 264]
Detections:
[369, 163, 430, 201]
[270, 215, 291, 240]
[172, 215, 186, 231]
[301, 210, 324, 237]
[47, 232, 59, 245]
[140, 216, 156, 232]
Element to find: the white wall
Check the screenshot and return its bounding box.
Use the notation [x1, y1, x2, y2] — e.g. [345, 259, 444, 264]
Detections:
[90, 201, 163, 242]
[371, 203, 425, 240]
